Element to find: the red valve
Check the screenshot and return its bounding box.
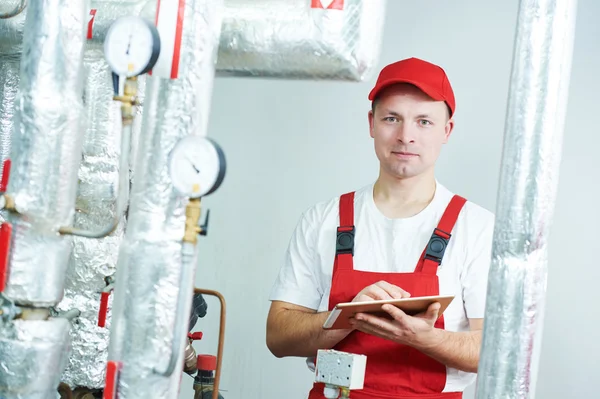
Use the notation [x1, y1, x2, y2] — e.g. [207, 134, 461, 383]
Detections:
[103, 360, 122, 399]
[197, 354, 217, 371]
[0, 222, 12, 292]
[0, 159, 11, 193]
[98, 291, 112, 327]
[188, 332, 203, 341]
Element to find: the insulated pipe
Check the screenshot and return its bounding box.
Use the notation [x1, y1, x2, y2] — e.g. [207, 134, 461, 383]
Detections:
[0, 9, 26, 199]
[475, 1, 577, 398]
[106, 0, 224, 397]
[0, 1, 87, 396]
[1, 0, 87, 307]
[216, 0, 387, 80]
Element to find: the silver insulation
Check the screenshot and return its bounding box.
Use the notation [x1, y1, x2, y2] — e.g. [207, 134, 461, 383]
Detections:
[107, 0, 223, 397]
[52, 1, 151, 389]
[0, 10, 26, 201]
[475, 1, 577, 398]
[0, 318, 72, 399]
[217, 0, 387, 80]
[3, 0, 87, 306]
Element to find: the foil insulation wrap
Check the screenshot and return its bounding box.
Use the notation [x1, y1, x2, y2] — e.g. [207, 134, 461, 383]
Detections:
[0, 10, 26, 201]
[54, 48, 144, 389]
[107, 0, 223, 397]
[87, 0, 156, 45]
[3, 0, 87, 307]
[216, 0, 387, 80]
[475, 1, 577, 398]
[0, 318, 71, 398]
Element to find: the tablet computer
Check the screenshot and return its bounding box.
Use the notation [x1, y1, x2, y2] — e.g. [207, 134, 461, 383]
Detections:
[322, 295, 455, 330]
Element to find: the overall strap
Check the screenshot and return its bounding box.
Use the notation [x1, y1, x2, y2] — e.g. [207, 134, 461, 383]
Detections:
[419, 195, 468, 275]
[333, 192, 356, 273]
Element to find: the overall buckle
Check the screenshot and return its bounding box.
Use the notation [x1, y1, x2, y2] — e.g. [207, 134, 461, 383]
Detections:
[424, 228, 451, 264]
[336, 226, 355, 256]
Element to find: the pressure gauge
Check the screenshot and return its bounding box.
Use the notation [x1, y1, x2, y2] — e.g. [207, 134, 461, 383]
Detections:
[104, 16, 160, 77]
[169, 136, 226, 198]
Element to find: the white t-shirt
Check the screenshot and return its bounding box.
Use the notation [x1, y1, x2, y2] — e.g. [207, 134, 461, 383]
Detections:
[269, 181, 495, 393]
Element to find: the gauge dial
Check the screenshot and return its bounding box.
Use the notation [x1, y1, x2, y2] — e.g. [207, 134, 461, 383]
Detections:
[169, 136, 226, 198]
[104, 16, 161, 77]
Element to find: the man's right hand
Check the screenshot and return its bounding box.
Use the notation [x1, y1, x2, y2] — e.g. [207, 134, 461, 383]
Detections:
[352, 280, 411, 303]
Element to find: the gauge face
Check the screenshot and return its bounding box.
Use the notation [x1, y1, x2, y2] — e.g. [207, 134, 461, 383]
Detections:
[169, 136, 226, 198]
[104, 16, 160, 77]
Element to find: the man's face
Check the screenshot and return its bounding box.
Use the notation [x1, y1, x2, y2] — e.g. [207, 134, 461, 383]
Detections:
[368, 83, 454, 180]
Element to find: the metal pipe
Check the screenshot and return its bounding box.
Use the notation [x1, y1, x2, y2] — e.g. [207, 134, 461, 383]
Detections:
[0, 0, 26, 19]
[475, 1, 577, 398]
[57, 79, 135, 239]
[153, 241, 197, 377]
[106, 0, 224, 396]
[194, 288, 226, 399]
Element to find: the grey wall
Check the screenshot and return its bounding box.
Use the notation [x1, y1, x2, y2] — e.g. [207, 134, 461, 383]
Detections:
[181, 1, 599, 398]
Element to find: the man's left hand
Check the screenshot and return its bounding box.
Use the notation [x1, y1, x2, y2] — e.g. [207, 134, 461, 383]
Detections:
[349, 302, 443, 349]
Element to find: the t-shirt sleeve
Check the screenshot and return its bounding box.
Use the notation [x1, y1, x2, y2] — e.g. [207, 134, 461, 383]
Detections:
[461, 210, 495, 319]
[268, 207, 323, 310]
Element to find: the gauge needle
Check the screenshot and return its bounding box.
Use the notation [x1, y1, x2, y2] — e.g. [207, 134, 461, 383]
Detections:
[188, 159, 200, 174]
[126, 34, 132, 55]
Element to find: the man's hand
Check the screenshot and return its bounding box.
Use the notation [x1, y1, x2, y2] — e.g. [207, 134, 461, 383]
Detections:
[352, 280, 411, 303]
[349, 302, 442, 349]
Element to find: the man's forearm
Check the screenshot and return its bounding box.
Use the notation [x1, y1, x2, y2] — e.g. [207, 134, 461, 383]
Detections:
[413, 329, 482, 373]
[267, 309, 351, 358]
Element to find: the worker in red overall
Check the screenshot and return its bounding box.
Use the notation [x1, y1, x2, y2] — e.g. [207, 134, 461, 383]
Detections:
[267, 57, 495, 398]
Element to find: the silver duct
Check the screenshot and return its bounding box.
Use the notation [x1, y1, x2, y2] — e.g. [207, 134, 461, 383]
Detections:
[54, 1, 151, 389]
[2, 0, 87, 307]
[0, 10, 25, 201]
[106, 0, 224, 397]
[217, 0, 387, 80]
[475, 1, 577, 398]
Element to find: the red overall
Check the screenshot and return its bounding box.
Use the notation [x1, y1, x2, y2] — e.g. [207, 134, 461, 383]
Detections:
[308, 191, 467, 399]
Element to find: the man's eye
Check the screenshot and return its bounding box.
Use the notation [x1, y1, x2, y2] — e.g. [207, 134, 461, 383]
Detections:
[419, 120, 432, 126]
[383, 117, 397, 122]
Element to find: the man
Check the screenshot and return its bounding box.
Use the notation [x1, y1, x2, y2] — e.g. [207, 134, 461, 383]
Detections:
[266, 57, 495, 398]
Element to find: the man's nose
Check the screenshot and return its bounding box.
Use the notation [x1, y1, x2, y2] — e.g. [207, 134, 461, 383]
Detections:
[396, 124, 415, 143]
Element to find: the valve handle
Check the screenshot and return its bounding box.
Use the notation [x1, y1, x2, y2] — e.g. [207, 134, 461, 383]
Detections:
[199, 209, 209, 236]
[0, 159, 11, 193]
[103, 360, 122, 399]
[98, 290, 112, 327]
[188, 331, 203, 341]
[0, 222, 12, 292]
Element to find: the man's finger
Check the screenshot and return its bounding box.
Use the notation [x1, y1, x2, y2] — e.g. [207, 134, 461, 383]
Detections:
[365, 284, 395, 300]
[375, 280, 411, 299]
[381, 303, 408, 323]
[426, 302, 441, 320]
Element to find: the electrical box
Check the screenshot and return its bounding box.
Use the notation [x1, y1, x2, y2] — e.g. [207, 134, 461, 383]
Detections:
[314, 349, 367, 390]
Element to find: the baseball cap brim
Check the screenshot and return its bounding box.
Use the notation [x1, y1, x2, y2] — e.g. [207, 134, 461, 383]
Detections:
[368, 78, 446, 103]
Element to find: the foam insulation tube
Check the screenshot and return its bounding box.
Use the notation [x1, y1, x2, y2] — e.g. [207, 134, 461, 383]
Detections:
[0, 318, 72, 399]
[475, 1, 577, 398]
[106, 0, 224, 397]
[216, 0, 387, 80]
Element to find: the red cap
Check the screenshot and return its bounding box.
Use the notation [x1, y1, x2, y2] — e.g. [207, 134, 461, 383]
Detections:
[197, 354, 217, 371]
[368, 57, 456, 116]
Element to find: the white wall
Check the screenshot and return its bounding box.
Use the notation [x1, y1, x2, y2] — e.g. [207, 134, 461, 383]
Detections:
[181, 1, 600, 398]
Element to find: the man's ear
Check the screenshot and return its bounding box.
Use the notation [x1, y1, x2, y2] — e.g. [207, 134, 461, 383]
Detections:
[368, 110, 375, 138]
[443, 118, 454, 144]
